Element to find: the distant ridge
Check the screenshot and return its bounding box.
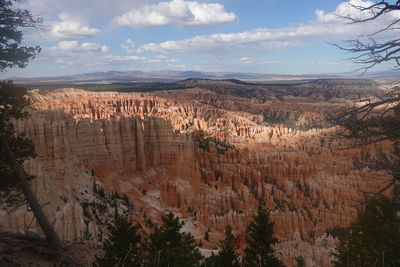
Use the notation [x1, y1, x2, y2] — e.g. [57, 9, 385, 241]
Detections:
[9, 70, 347, 85]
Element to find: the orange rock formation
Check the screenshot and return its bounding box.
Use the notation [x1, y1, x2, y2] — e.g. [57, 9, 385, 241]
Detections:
[0, 82, 392, 266]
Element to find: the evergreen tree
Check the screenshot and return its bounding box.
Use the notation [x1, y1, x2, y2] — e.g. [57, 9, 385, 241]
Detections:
[202, 253, 218, 267]
[204, 225, 240, 267]
[332, 195, 400, 267]
[216, 225, 240, 267]
[146, 212, 203, 267]
[0, 0, 63, 255]
[0, 81, 63, 252]
[95, 216, 143, 267]
[0, 0, 41, 70]
[294, 256, 305, 267]
[243, 202, 284, 267]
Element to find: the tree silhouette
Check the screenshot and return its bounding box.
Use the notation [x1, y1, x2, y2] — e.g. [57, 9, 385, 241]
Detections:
[243, 202, 284, 267]
[294, 256, 306, 267]
[94, 216, 143, 267]
[146, 212, 203, 267]
[332, 195, 400, 266]
[0, 0, 64, 259]
[334, 1, 400, 73]
[334, 0, 400, 202]
[215, 225, 240, 267]
[0, 0, 41, 70]
[203, 225, 240, 267]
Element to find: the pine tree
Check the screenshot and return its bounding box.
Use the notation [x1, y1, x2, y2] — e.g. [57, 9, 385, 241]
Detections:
[0, 0, 41, 70]
[146, 212, 203, 267]
[215, 225, 240, 267]
[332, 195, 400, 267]
[294, 256, 305, 267]
[0, 0, 63, 256]
[94, 216, 143, 267]
[243, 202, 284, 267]
[202, 253, 218, 267]
[0, 81, 63, 253]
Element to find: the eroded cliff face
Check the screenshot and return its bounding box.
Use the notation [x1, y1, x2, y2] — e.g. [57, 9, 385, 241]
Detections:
[0, 86, 392, 266]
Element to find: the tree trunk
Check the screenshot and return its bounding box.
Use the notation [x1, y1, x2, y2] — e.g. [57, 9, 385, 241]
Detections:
[0, 134, 63, 253]
[394, 179, 400, 218]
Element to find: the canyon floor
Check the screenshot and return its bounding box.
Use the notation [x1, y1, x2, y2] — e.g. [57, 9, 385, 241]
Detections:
[1, 78, 395, 266]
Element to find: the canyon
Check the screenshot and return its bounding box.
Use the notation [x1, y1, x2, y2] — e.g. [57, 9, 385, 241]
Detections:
[0, 78, 394, 266]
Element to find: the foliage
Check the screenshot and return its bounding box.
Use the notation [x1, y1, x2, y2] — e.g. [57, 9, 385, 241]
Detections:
[146, 212, 203, 267]
[193, 130, 235, 155]
[0, 0, 65, 257]
[242, 202, 284, 267]
[205, 225, 240, 267]
[0, 81, 35, 196]
[202, 253, 219, 267]
[294, 256, 305, 267]
[262, 113, 325, 131]
[95, 216, 143, 267]
[0, 0, 41, 71]
[325, 226, 346, 239]
[332, 195, 400, 267]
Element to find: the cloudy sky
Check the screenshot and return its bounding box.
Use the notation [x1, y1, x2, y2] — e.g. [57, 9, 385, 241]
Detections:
[1, 0, 397, 78]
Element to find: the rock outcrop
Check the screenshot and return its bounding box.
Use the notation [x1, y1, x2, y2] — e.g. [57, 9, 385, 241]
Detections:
[0, 85, 392, 266]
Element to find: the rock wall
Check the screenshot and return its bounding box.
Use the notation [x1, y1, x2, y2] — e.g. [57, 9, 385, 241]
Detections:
[0, 88, 392, 266]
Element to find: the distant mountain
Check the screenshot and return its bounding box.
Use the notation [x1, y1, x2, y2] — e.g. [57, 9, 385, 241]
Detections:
[9, 70, 357, 86]
[364, 70, 400, 77]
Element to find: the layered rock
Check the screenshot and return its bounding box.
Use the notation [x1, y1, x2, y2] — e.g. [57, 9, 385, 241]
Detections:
[0, 86, 393, 267]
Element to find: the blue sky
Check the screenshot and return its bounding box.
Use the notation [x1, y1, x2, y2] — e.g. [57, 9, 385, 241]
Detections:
[1, 0, 397, 78]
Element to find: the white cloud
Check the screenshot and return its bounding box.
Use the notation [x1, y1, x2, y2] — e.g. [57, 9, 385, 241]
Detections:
[57, 40, 79, 50]
[81, 42, 110, 53]
[314, 0, 400, 37]
[262, 60, 282, 65]
[134, 0, 400, 57]
[15, 0, 149, 20]
[49, 13, 101, 40]
[25, 13, 101, 41]
[16, 0, 149, 41]
[47, 41, 110, 53]
[240, 57, 253, 64]
[103, 55, 145, 62]
[315, 0, 375, 23]
[39, 41, 181, 71]
[135, 28, 314, 54]
[168, 64, 186, 69]
[120, 38, 137, 52]
[114, 0, 236, 28]
[8, 0, 399, 76]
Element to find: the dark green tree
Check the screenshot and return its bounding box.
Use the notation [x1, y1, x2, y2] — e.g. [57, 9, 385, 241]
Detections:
[0, 81, 34, 192]
[95, 216, 143, 267]
[202, 253, 218, 267]
[294, 256, 305, 267]
[203, 225, 240, 267]
[332, 195, 400, 267]
[0, 83, 63, 254]
[243, 202, 284, 267]
[0, 0, 63, 257]
[0, 0, 41, 70]
[146, 212, 203, 267]
[215, 225, 240, 267]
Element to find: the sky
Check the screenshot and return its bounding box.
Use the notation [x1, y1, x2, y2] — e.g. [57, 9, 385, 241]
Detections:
[1, 0, 399, 78]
